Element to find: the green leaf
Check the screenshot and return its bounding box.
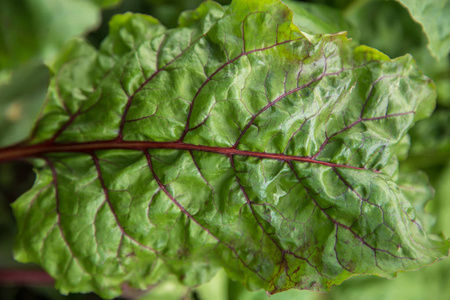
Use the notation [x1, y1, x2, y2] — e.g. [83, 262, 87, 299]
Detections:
[0, 0, 122, 69]
[396, 0, 450, 60]
[8, 0, 448, 298]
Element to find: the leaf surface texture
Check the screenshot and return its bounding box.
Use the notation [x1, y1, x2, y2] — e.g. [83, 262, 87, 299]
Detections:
[11, 0, 448, 298]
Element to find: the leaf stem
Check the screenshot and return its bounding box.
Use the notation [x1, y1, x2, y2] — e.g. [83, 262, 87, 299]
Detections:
[0, 269, 54, 285]
[0, 140, 379, 173]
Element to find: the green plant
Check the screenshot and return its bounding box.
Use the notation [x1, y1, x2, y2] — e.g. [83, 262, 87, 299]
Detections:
[1, 0, 449, 299]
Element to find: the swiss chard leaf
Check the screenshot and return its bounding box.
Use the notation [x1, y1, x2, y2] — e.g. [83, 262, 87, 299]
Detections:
[6, 0, 448, 298]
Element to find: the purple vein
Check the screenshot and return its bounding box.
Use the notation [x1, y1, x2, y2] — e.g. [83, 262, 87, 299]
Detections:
[92, 154, 157, 253]
[144, 150, 267, 281]
[288, 161, 415, 264]
[117, 32, 209, 140]
[311, 111, 414, 159]
[45, 158, 87, 273]
[179, 39, 296, 141]
[232, 68, 336, 149]
[230, 155, 323, 281]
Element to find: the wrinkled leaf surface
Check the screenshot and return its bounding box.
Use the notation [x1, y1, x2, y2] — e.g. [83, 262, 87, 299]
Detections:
[11, 0, 448, 298]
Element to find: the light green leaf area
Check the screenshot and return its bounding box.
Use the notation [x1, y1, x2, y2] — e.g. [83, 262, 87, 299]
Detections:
[0, 0, 122, 69]
[432, 163, 450, 238]
[396, 0, 450, 60]
[12, 0, 448, 298]
[325, 255, 450, 300]
[137, 275, 194, 300]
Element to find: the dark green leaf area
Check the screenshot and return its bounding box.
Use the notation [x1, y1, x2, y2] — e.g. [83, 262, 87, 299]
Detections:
[12, 0, 448, 298]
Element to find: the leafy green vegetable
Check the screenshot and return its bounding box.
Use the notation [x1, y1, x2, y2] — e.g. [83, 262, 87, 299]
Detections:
[396, 0, 450, 60]
[0, 0, 447, 298]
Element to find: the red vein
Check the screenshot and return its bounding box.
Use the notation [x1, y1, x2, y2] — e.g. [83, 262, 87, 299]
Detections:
[311, 111, 414, 159]
[144, 151, 267, 281]
[179, 39, 296, 141]
[45, 158, 88, 274]
[92, 154, 158, 253]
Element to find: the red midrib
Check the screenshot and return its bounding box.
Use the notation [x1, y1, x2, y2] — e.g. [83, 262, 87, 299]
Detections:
[0, 140, 378, 172]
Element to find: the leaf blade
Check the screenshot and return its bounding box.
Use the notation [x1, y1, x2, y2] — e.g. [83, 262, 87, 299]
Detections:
[11, 0, 448, 298]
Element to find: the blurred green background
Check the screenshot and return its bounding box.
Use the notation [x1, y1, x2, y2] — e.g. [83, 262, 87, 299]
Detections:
[0, 0, 449, 299]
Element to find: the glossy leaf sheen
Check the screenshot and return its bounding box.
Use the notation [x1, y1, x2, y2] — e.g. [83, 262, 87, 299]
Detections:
[11, 0, 448, 298]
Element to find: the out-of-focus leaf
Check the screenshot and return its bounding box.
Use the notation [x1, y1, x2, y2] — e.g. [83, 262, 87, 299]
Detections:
[406, 110, 450, 169]
[0, 0, 122, 69]
[195, 270, 228, 300]
[397, 170, 436, 232]
[325, 256, 450, 300]
[346, 0, 425, 59]
[0, 64, 49, 147]
[435, 73, 450, 107]
[91, 0, 122, 8]
[345, 0, 450, 107]
[144, 0, 204, 28]
[3, 0, 448, 298]
[0, 162, 35, 270]
[282, 0, 354, 35]
[297, 0, 358, 11]
[430, 163, 450, 237]
[396, 0, 450, 60]
[228, 276, 317, 300]
[144, 0, 231, 28]
[137, 276, 192, 300]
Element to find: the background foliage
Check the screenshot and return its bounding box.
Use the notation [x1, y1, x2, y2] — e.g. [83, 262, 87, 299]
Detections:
[0, 0, 449, 299]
